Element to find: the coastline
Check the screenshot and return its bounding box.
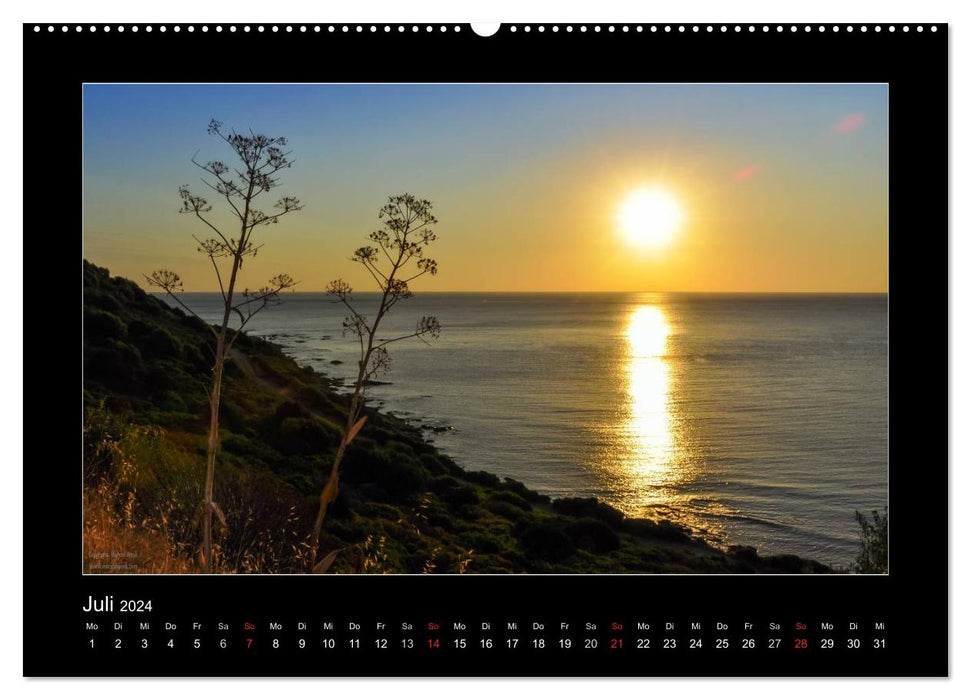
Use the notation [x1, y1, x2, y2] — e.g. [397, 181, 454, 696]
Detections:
[83, 260, 833, 574]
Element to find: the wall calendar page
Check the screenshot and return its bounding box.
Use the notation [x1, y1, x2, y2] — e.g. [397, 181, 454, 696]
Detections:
[22, 19, 947, 679]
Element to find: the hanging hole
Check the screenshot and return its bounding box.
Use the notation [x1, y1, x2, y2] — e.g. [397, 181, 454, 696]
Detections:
[471, 23, 500, 37]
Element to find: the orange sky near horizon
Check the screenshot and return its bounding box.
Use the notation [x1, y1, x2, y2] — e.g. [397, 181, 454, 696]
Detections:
[83, 84, 888, 293]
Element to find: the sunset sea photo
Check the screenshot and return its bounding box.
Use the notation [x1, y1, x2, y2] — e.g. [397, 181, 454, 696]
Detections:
[82, 83, 888, 574]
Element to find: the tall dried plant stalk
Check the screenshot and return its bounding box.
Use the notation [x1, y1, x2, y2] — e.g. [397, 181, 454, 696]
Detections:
[146, 119, 301, 572]
[309, 194, 441, 571]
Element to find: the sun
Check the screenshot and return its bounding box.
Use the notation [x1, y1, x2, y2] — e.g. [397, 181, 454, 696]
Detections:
[617, 187, 685, 249]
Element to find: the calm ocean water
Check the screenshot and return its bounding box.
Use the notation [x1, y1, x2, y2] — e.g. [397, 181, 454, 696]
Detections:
[176, 292, 888, 569]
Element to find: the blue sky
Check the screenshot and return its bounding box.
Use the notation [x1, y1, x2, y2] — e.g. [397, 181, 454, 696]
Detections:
[84, 83, 888, 291]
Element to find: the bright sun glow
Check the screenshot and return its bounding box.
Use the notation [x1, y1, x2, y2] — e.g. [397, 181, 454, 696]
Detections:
[624, 305, 674, 480]
[617, 187, 685, 248]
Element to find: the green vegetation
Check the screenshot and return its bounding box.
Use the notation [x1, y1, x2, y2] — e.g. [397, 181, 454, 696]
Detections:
[83, 260, 831, 574]
[853, 508, 889, 574]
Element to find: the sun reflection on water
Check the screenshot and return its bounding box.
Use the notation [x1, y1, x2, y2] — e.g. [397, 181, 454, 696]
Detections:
[624, 305, 675, 484]
[598, 303, 729, 542]
[586, 302, 726, 540]
[593, 304, 692, 525]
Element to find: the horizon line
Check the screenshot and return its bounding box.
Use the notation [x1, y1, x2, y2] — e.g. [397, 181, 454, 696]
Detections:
[151, 289, 890, 295]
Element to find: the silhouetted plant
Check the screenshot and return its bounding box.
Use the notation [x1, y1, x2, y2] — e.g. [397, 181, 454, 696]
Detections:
[853, 508, 888, 574]
[309, 193, 441, 571]
[145, 119, 301, 572]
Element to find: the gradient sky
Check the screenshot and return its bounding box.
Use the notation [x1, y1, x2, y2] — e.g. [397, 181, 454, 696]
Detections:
[83, 83, 888, 292]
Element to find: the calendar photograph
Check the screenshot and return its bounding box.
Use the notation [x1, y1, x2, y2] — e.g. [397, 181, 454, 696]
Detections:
[82, 82, 889, 576]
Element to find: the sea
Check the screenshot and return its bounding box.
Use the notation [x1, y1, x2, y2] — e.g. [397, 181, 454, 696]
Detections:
[175, 291, 888, 569]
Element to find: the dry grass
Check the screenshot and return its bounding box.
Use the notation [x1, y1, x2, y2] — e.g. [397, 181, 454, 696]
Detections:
[84, 402, 321, 574]
[83, 490, 195, 574]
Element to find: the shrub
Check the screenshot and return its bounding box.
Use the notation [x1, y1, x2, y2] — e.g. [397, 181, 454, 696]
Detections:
[517, 520, 576, 562]
[436, 453, 464, 476]
[489, 490, 532, 511]
[141, 294, 173, 318]
[552, 497, 625, 529]
[126, 319, 152, 338]
[83, 260, 110, 286]
[484, 498, 530, 523]
[423, 500, 457, 530]
[464, 470, 501, 488]
[180, 313, 212, 334]
[222, 432, 283, 466]
[282, 473, 316, 497]
[502, 477, 550, 504]
[728, 545, 759, 563]
[294, 385, 340, 413]
[456, 505, 487, 522]
[565, 517, 621, 553]
[623, 517, 692, 543]
[277, 417, 342, 455]
[158, 391, 187, 412]
[342, 444, 429, 499]
[419, 453, 451, 476]
[275, 400, 310, 422]
[440, 483, 480, 507]
[464, 532, 504, 554]
[85, 289, 124, 314]
[761, 554, 830, 574]
[183, 342, 212, 373]
[652, 519, 692, 542]
[134, 326, 183, 360]
[854, 508, 888, 574]
[84, 308, 126, 340]
[381, 457, 430, 499]
[114, 276, 144, 302]
[145, 359, 193, 393]
[431, 475, 460, 492]
[85, 340, 143, 385]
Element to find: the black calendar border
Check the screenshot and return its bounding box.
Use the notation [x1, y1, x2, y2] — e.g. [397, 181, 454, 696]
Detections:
[23, 22, 947, 677]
